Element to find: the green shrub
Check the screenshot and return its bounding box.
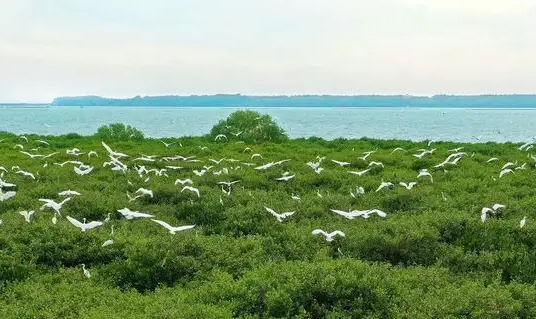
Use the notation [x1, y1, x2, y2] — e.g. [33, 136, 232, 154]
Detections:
[94, 123, 144, 141]
[209, 110, 288, 143]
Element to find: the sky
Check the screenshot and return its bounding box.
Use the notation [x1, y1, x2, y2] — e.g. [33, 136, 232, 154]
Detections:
[1, 0, 536, 102]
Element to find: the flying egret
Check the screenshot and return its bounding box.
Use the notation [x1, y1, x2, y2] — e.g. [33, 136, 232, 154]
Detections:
[501, 162, 517, 170]
[480, 204, 505, 222]
[264, 207, 295, 222]
[39, 197, 71, 215]
[0, 188, 16, 202]
[58, 190, 81, 196]
[255, 162, 275, 170]
[15, 170, 36, 180]
[181, 186, 200, 198]
[19, 210, 35, 223]
[417, 169, 433, 183]
[151, 219, 196, 234]
[368, 161, 384, 168]
[499, 169, 514, 178]
[74, 166, 94, 176]
[175, 178, 193, 185]
[66, 216, 103, 232]
[160, 140, 176, 148]
[376, 181, 394, 192]
[214, 134, 228, 141]
[348, 168, 371, 176]
[390, 147, 405, 155]
[19, 151, 45, 159]
[350, 187, 365, 198]
[331, 159, 351, 166]
[135, 188, 153, 198]
[275, 174, 295, 181]
[102, 239, 114, 247]
[117, 208, 155, 220]
[101, 141, 129, 158]
[312, 229, 345, 242]
[399, 182, 417, 190]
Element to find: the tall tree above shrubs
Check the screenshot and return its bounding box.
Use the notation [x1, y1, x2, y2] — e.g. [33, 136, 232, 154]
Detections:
[209, 110, 288, 143]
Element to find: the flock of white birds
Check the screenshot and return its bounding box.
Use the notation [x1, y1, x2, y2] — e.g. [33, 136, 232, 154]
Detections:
[1, 135, 536, 278]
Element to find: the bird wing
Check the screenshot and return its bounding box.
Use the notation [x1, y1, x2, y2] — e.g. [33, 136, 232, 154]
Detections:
[101, 141, 113, 154]
[369, 209, 387, 218]
[281, 212, 295, 218]
[66, 216, 84, 228]
[481, 207, 493, 215]
[330, 230, 346, 237]
[312, 229, 327, 236]
[131, 211, 155, 218]
[38, 199, 53, 204]
[61, 197, 72, 205]
[151, 219, 174, 231]
[492, 204, 505, 211]
[399, 182, 408, 188]
[175, 225, 196, 232]
[264, 207, 277, 216]
[84, 221, 103, 229]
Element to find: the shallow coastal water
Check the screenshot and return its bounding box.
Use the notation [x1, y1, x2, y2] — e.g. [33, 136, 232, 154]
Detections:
[0, 106, 534, 142]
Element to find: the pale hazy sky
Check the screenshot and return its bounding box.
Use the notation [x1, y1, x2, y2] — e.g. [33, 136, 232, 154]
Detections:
[1, 0, 536, 102]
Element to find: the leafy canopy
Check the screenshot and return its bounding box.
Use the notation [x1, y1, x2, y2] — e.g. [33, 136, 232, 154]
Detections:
[209, 110, 288, 143]
[94, 123, 144, 141]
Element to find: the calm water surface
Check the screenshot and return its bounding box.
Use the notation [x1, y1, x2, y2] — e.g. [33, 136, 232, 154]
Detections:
[0, 106, 534, 143]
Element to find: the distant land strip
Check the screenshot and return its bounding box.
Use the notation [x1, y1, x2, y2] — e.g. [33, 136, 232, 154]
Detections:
[32, 94, 536, 107]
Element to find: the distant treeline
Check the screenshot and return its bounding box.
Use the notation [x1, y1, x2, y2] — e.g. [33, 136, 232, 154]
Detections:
[51, 94, 536, 107]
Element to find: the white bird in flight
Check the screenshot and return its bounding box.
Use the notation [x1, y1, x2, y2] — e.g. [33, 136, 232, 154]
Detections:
[151, 219, 196, 234]
[117, 207, 155, 220]
[350, 187, 365, 198]
[39, 197, 71, 215]
[417, 169, 433, 183]
[399, 182, 417, 190]
[0, 188, 16, 202]
[348, 168, 371, 176]
[58, 190, 81, 196]
[376, 181, 394, 192]
[101, 141, 129, 158]
[312, 229, 345, 242]
[74, 165, 94, 176]
[499, 169, 514, 178]
[102, 239, 114, 247]
[480, 204, 506, 222]
[135, 188, 154, 198]
[174, 178, 193, 185]
[19, 210, 35, 223]
[331, 159, 351, 167]
[181, 186, 200, 198]
[264, 207, 295, 222]
[66, 216, 103, 231]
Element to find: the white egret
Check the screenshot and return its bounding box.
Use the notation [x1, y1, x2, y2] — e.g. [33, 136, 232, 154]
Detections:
[58, 190, 81, 196]
[160, 140, 176, 148]
[117, 208, 154, 220]
[275, 174, 295, 182]
[417, 169, 433, 183]
[312, 229, 345, 242]
[81, 264, 91, 278]
[151, 219, 196, 234]
[175, 178, 194, 185]
[39, 197, 71, 215]
[0, 188, 16, 202]
[520, 216, 527, 228]
[399, 182, 417, 190]
[19, 210, 35, 223]
[499, 169, 514, 178]
[74, 165, 94, 176]
[331, 159, 351, 167]
[214, 134, 228, 141]
[181, 186, 200, 198]
[102, 239, 114, 247]
[350, 187, 365, 198]
[264, 207, 295, 222]
[376, 181, 394, 192]
[15, 170, 36, 180]
[66, 216, 103, 231]
[348, 168, 371, 176]
[135, 188, 154, 198]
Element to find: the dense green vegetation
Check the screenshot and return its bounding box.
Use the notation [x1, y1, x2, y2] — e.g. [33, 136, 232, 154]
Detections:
[209, 110, 288, 143]
[1, 125, 536, 318]
[94, 123, 145, 141]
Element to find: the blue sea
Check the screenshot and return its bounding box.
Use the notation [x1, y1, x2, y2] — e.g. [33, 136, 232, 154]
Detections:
[0, 106, 534, 143]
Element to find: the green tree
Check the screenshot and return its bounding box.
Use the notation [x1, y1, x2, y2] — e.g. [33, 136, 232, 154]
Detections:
[209, 110, 288, 143]
[94, 123, 144, 141]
